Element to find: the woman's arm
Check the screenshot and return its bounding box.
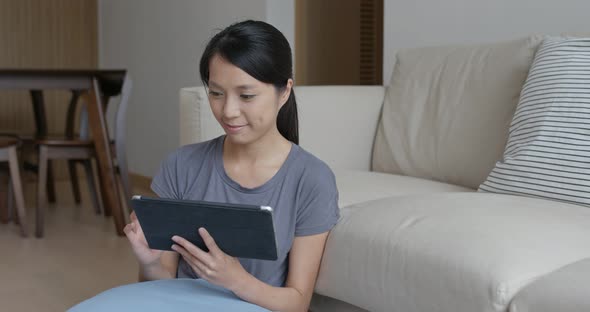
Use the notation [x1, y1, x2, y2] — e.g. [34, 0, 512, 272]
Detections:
[232, 232, 329, 311]
[138, 251, 179, 281]
[171, 228, 330, 312]
[125, 211, 180, 281]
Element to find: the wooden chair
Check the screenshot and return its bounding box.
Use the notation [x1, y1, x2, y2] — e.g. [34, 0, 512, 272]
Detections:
[34, 76, 132, 238]
[0, 135, 28, 237]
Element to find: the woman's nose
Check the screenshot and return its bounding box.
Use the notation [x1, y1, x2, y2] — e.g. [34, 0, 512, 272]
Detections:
[222, 96, 241, 118]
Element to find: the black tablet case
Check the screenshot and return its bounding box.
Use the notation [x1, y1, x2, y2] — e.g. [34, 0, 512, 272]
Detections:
[131, 196, 278, 261]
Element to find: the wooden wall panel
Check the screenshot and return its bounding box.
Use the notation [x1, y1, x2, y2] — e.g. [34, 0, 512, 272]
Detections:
[360, 0, 383, 85]
[295, 0, 383, 85]
[296, 0, 360, 85]
[0, 0, 97, 179]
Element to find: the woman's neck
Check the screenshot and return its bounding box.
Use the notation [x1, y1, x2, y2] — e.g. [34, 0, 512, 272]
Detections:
[223, 130, 291, 166]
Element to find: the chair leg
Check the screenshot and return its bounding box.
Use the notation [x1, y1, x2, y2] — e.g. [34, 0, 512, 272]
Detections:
[8, 146, 28, 237]
[83, 159, 102, 215]
[68, 160, 81, 204]
[47, 160, 56, 203]
[92, 159, 105, 214]
[36, 146, 49, 238]
[118, 161, 132, 216]
[0, 170, 9, 224]
[94, 166, 111, 217]
[7, 176, 14, 223]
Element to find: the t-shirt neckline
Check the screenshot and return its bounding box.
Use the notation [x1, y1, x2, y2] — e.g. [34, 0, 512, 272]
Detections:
[214, 135, 298, 193]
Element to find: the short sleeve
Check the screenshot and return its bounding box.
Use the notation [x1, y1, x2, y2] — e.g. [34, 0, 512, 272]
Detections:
[150, 151, 181, 199]
[295, 165, 341, 236]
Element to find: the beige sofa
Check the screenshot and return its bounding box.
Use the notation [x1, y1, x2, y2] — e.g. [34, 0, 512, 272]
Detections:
[178, 35, 590, 312]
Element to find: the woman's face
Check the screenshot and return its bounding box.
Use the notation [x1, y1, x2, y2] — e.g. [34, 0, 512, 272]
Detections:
[207, 54, 291, 145]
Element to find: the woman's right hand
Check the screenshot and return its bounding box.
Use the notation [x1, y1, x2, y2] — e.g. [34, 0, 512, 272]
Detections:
[124, 211, 163, 267]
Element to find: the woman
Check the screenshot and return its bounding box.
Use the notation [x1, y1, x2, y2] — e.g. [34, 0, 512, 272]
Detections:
[124, 20, 340, 311]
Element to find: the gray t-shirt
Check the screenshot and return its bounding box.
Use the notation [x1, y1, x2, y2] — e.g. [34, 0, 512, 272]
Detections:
[151, 135, 340, 287]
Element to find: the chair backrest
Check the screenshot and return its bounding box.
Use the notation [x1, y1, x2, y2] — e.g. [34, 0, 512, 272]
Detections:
[114, 75, 132, 153]
[78, 75, 132, 142]
[77, 75, 133, 211]
[113, 75, 132, 212]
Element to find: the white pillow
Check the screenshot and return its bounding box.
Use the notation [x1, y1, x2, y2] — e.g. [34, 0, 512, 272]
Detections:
[479, 37, 590, 207]
[372, 36, 542, 189]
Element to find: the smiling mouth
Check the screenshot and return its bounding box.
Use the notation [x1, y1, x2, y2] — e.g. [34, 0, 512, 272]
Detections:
[226, 124, 246, 128]
[224, 123, 247, 131]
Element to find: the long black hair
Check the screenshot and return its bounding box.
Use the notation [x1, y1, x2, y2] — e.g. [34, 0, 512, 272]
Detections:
[199, 20, 299, 145]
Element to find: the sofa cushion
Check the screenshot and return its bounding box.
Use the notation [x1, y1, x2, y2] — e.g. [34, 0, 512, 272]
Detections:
[479, 37, 590, 207]
[509, 258, 590, 312]
[333, 169, 472, 208]
[372, 36, 543, 189]
[315, 193, 590, 312]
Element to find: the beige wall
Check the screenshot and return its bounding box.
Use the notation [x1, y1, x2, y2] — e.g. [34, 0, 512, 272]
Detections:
[383, 0, 590, 84]
[267, 0, 295, 55]
[99, 0, 267, 177]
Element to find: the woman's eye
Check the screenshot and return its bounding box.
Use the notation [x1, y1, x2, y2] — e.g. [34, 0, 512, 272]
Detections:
[240, 94, 256, 100]
[208, 90, 223, 97]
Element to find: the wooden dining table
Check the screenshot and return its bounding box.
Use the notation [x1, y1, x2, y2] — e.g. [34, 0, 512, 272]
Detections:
[0, 69, 128, 236]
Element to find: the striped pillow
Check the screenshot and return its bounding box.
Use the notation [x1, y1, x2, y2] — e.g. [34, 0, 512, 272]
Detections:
[479, 37, 590, 207]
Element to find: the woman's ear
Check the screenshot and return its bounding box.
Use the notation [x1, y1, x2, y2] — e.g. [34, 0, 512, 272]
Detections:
[279, 79, 294, 109]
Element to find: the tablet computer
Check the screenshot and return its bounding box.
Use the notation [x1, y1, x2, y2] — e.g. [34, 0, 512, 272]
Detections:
[131, 195, 278, 261]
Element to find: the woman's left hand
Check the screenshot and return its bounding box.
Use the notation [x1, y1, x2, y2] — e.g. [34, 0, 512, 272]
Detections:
[171, 228, 249, 290]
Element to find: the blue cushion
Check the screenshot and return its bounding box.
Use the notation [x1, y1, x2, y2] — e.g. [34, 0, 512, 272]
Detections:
[68, 278, 270, 311]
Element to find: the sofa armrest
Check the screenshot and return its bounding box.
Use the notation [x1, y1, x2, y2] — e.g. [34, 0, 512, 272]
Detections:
[179, 86, 223, 146]
[179, 85, 385, 171]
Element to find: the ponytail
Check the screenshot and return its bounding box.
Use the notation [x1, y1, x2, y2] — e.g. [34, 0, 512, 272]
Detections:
[277, 89, 299, 144]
